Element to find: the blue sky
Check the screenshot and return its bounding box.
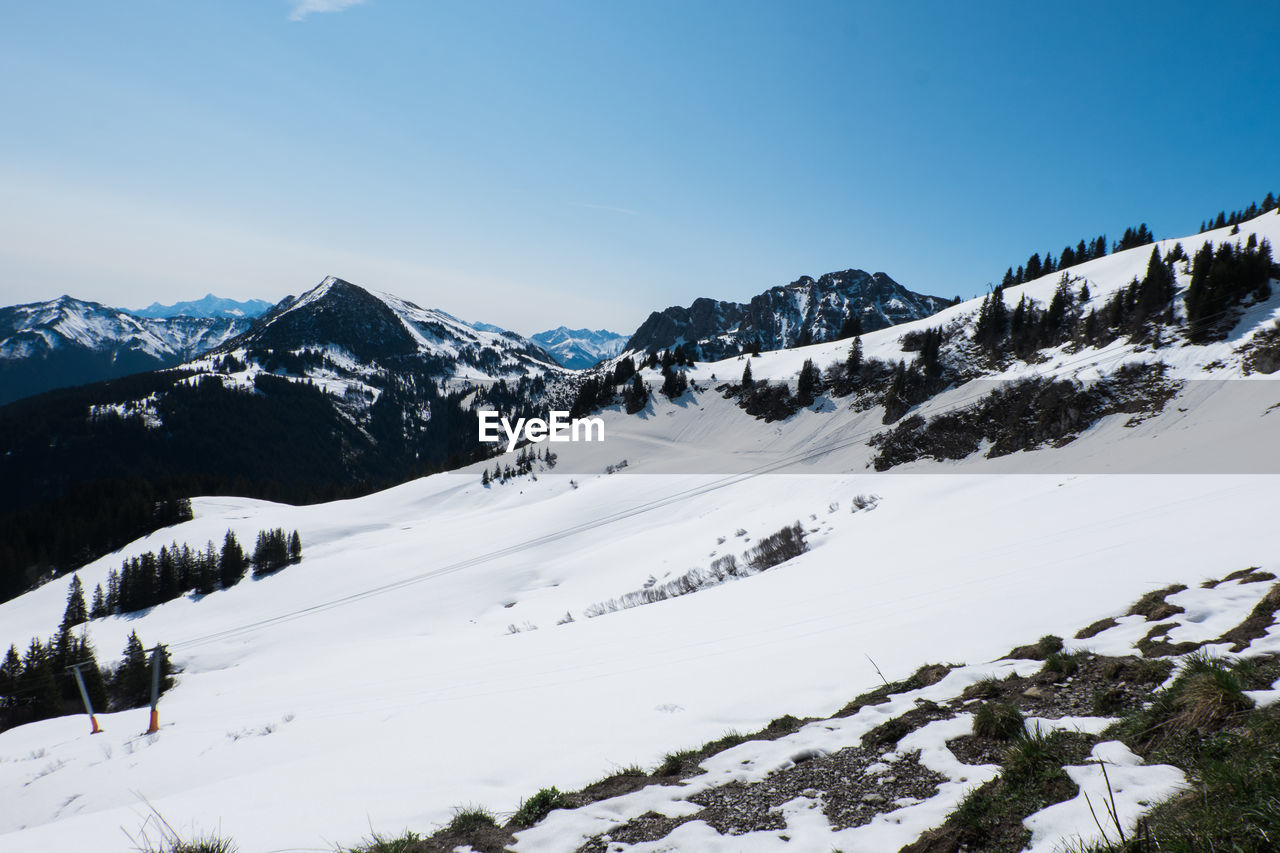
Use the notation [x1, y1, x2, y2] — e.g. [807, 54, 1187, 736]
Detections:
[1, 1, 1276, 334]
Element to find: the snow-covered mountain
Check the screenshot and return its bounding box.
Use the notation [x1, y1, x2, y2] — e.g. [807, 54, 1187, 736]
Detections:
[224, 275, 562, 378]
[625, 268, 952, 359]
[131, 293, 274, 319]
[531, 326, 628, 369]
[0, 296, 249, 405]
[2, 211, 1279, 852]
[0, 276, 572, 558]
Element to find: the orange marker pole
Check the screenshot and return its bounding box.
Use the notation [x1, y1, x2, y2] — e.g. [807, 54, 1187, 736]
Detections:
[68, 663, 103, 735]
[145, 646, 162, 734]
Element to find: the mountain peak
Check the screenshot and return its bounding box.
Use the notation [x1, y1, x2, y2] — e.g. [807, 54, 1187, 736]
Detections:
[132, 294, 274, 320]
[247, 277, 420, 361]
[530, 326, 627, 369]
[625, 268, 949, 357]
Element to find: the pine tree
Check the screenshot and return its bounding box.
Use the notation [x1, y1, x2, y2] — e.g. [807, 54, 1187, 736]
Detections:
[60, 574, 88, 631]
[158, 545, 179, 602]
[481, 468, 491, 486]
[220, 531, 247, 588]
[1025, 252, 1043, 281]
[32, 665, 62, 720]
[660, 365, 688, 400]
[105, 569, 120, 614]
[189, 542, 216, 595]
[741, 360, 754, 388]
[625, 374, 648, 414]
[252, 531, 270, 577]
[796, 359, 820, 403]
[73, 638, 109, 713]
[917, 327, 944, 380]
[177, 544, 196, 593]
[138, 552, 159, 609]
[118, 631, 151, 709]
[846, 336, 863, 375]
[0, 645, 20, 710]
[288, 531, 302, 564]
[252, 529, 291, 577]
[974, 287, 1008, 353]
[1082, 309, 1098, 344]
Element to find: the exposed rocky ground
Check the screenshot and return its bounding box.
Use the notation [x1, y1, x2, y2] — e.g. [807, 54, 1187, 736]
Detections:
[348, 568, 1280, 853]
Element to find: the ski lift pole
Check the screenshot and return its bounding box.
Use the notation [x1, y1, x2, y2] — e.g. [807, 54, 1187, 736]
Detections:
[67, 663, 102, 734]
[145, 645, 162, 734]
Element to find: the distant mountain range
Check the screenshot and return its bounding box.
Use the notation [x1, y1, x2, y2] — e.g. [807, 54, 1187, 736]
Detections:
[625, 269, 952, 359]
[0, 296, 250, 405]
[0, 269, 951, 405]
[132, 293, 274, 319]
[529, 327, 628, 369]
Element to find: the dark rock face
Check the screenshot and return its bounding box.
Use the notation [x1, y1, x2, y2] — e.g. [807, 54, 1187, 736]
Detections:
[247, 278, 421, 363]
[625, 269, 950, 358]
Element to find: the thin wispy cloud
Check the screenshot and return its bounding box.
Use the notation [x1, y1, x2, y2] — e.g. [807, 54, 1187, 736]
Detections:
[570, 202, 638, 216]
[289, 0, 368, 22]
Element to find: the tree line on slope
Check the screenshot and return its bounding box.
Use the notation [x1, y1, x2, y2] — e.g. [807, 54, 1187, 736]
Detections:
[89, 527, 302, 617]
[1198, 191, 1278, 233]
[996, 226, 1154, 292]
[0, 574, 174, 732]
[0, 359, 492, 608]
[726, 236, 1275, 428]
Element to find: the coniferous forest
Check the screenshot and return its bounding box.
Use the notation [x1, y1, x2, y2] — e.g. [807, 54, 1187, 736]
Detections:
[0, 363, 482, 606]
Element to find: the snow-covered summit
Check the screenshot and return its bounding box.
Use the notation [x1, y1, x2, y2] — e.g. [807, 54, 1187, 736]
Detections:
[132, 293, 273, 320]
[222, 275, 563, 378]
[530, 326, 628, 369]
[624, 268, 951, 359]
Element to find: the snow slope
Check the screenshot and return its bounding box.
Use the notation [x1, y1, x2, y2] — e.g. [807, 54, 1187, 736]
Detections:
[2, 213, 1279, 852]
[3, 470, 1276, 852]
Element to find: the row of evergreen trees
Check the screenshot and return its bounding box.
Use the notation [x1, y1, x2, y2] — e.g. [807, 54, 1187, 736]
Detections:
[572, 313, 877, 422]
[1000, 237, 1108, 288]
[1185, 236, 1275, 341]
[997, 225, 1156, 290]
[976, 238, 1276, 356]
[0, 574, 174, 731]
[644, 346, 696, 370]
[86, 528, 302, 618]
[737, 354, 838, 420]
[569, 371, 650, 417]
[1198, 192, 1278, 233]
[482, 446, 558, 485]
